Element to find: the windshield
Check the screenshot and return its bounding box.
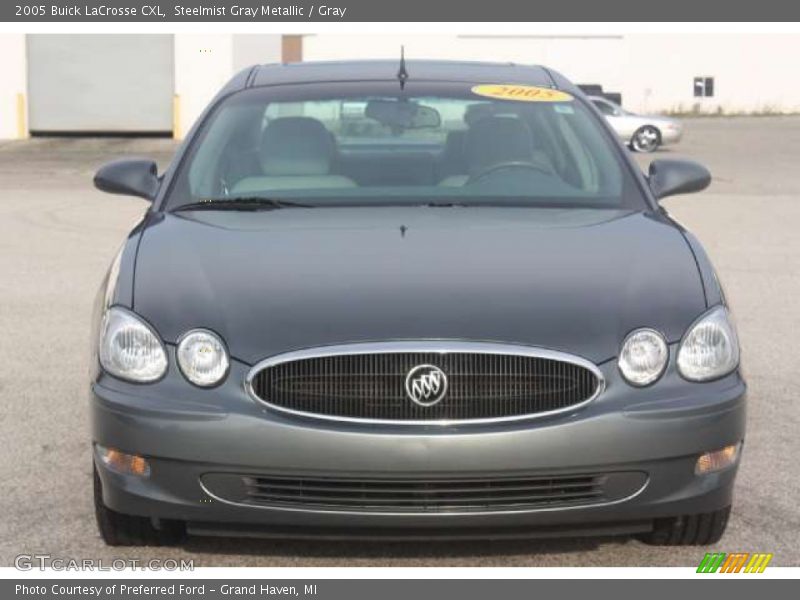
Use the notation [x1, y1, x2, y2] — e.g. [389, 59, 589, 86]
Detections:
[168, 81, 644, 210]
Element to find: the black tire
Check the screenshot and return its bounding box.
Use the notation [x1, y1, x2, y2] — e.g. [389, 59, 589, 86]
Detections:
[638, 506, 731, 546]
[94, 465, 185, 546]
[630, 125, 661, 153]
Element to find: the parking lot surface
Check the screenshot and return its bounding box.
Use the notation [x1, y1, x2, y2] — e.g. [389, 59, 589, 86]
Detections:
[1, 118, 798, 566]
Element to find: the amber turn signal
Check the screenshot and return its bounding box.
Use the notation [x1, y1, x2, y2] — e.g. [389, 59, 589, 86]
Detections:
[696, 443, 741, 475]
[97, 444, 151, 477]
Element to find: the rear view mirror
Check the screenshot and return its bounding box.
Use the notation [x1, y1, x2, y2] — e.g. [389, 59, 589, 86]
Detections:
[409, 105, 441, 129]
[648, 159, 711, 200]
[364, 99, 441, 129]
[94, 158, 160, 201]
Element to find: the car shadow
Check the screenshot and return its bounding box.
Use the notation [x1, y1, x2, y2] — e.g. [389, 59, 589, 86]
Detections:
[181, 534, 630, 559]
[629, 147, 675, 155]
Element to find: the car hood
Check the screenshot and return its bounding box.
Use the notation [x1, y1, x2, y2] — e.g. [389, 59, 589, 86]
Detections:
[133, 207, 706, 365]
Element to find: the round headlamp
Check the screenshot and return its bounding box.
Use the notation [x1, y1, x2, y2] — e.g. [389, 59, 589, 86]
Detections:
[618, 328, 669, 386]
[177, 329, 229, 387]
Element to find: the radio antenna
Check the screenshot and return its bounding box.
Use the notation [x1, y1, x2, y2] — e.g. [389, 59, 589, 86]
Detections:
[397, 45, 409, 90]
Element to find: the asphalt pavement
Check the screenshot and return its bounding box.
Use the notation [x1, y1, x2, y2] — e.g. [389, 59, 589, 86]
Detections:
[0, 118, 798, 566]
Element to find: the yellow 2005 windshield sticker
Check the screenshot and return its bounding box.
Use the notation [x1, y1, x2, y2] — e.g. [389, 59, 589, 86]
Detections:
[471, 84, 573, 102]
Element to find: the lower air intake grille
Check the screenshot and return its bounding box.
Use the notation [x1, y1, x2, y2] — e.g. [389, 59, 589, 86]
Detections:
[202, 471, 647, 513]
[238, 474, 604, 511]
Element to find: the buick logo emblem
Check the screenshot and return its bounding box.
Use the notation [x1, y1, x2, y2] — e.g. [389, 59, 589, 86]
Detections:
[405, 364, 448, 406]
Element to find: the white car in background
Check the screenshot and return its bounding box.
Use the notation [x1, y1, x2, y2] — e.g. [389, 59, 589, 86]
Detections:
[590, 96, 683, 153]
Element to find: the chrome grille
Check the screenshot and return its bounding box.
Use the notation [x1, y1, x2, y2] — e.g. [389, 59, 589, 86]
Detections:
[247, 343, 602, 423]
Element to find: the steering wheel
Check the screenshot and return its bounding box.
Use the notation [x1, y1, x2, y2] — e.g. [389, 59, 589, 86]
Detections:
[467, 160, 553, 184]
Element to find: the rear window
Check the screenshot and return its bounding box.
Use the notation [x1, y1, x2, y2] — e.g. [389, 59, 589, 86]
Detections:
[168, 81, 644, 210]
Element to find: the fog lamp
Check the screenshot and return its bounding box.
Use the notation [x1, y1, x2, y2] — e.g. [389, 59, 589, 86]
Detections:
[97, 444, 150, 477]
[695, 443, 741, 475]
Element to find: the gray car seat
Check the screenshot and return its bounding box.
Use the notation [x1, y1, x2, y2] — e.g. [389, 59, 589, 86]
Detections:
[439, 130, 468, 180]
[439, 115, 554, 187]
[232, 117, 357, 193]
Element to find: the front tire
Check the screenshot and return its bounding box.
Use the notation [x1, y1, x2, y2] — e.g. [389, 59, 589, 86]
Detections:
[630, 125, 661, 153]
[638, 506, 731, 546]
[93, 465, 185, 546]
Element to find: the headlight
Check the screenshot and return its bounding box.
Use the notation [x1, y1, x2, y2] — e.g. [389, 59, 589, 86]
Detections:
[677, 306, 740, 381]
[619, 328, 669, 386]
[177, 329, 229, 387]
[98, 307, 167, 382]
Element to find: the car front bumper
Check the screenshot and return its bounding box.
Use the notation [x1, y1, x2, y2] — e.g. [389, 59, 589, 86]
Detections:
[91, 353, 746, 540]
[660, 126, 683, 145]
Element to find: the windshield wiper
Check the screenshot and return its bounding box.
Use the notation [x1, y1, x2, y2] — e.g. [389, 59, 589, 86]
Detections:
[174, 197, 314, 211]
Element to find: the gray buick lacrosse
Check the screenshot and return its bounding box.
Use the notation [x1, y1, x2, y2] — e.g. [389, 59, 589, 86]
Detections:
[90, 60, 745, 546]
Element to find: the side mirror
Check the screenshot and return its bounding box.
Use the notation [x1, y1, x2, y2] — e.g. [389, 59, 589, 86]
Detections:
[94, 158, 160, 201]
[648, 159, 711, 201]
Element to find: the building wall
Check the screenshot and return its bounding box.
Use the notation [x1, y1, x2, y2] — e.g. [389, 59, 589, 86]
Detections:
[26, 34, 174, 133]
[0, 33, 282, 140]
[303, 33, 800, 114]
[174, 34, 234, 139]
[621, 34, 800, 114]
[232, 34, 283, 72]
[0, 34, 28, 139]
[1, 32, 799, 139]
[174, 34, 282, 138]
[303, 33, 628, 94]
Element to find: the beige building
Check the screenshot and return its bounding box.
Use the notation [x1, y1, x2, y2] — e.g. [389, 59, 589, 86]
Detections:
[1, 32, 798, 140]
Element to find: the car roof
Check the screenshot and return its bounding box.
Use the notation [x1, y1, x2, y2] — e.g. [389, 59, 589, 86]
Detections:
[246, 60, 563, 90]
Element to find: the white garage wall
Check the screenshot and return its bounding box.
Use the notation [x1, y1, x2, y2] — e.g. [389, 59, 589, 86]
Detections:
[0, 34, 28, 139]
[27, 35, 174, 133]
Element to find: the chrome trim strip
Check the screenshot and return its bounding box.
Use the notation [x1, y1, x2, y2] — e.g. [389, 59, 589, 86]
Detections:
[199, 472, 647, 517]
[244, 341, 606, 426]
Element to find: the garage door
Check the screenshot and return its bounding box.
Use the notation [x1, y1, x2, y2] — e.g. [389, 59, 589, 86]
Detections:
[27, 34, 174, 134]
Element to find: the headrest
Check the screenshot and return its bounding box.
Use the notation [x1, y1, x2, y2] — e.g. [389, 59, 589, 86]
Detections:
[260, 117, 334, 176]
[464, 103, 495, 127]
[464, 116, 534, 175]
